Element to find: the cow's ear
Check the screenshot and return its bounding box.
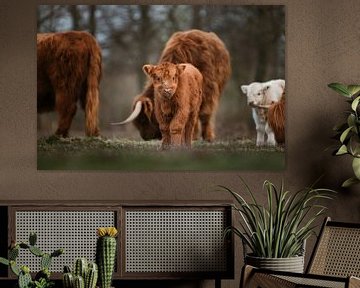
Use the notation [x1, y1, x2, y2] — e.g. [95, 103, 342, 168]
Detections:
[177, 64, 187, 74]
[241, 85, 248, 94]
[143, 65, 154, 76]
[279, 79, 285, 90]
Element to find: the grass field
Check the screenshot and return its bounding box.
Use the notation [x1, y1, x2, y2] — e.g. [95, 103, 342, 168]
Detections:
[37, 136, 285, 171]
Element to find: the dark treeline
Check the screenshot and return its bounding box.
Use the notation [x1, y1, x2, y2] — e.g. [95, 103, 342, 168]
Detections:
[37, 5, 285, 140]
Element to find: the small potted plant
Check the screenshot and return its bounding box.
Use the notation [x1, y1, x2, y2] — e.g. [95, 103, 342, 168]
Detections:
[96, 227, 118, 288]
[220, 179, 335, 273]
[62, 258, 98, 288]
[0, 232, 63, 288]
[328, 83, 360, 187]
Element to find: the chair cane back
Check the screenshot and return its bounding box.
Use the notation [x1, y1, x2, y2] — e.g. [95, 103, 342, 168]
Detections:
[241, 217, 360, 288]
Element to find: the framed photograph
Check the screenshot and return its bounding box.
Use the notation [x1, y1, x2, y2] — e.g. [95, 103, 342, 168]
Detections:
[37, 5, 285, 171]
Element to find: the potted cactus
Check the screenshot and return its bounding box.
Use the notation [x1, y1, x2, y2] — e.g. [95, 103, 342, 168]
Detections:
[0, 232, 63, 288]
[96, 227, 118, 288]
[62, 258, 98, 288]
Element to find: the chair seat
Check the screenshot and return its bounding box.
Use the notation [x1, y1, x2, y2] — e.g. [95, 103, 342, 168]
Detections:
[277, 274, 346, 288]
[242, 265, 360, 288]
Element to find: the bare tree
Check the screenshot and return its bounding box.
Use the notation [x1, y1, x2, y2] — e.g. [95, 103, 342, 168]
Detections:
[69, 5, 80, 30]
[252, 6, 285, 81]
[38, 5, 68, 32]
[135, 5, 155, 89]
[191, 6, 203, 29]
[167, 6, 180, 32]
[88, 5, 96, 35]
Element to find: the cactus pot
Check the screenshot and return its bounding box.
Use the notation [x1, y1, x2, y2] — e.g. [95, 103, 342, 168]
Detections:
[245, 254, 305, 273]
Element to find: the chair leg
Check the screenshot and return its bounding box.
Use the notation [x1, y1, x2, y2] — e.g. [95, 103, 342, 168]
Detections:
[215, 278, 221, 288]
[240, 265, 296, 288]
[240, 265, 255, 288]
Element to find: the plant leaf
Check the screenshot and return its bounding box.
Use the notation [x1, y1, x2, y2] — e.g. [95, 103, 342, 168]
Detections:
[351, 96, 360, 111]
[328, 83, 351, 97]
[10, 261, 20, 276]
[352, 157, 360, 179]
[347, 114, 356, 129]
[336, 145, 348, 155]
[351, 136, 360, 156]
[347, 85, 360, 96]
[0, 257, 9, 266]
[340, 126, 353, 143]
[342, 177, 360, 188]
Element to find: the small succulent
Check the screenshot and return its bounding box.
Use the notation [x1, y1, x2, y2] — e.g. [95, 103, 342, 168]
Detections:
[32, 278, 54, 288]
[328, 83, 360, 187]
[63, 258, 98, 288]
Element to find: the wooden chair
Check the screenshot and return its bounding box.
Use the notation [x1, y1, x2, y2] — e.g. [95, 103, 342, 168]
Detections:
[241, 217, 360, 288]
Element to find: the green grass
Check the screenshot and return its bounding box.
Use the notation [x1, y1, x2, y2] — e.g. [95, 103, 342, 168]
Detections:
[37, 136, 285, 171]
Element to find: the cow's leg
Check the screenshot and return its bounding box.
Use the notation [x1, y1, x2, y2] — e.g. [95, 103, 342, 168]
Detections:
[199, 113, 215, 143]
[169, 125, 184, 147]
[192, 120, 200, 140]
[55, 90, 77, 137]
[170, 111, 186, 147]
[181, 129, 186, 146]
[265, 123, 276, 146]
[252, 109, 265, 146]
[199, 84, 219, 142]
[160, 130, 171, 150]
[256, 128, 265, 146]
[184, 113, 197, 148]
[159, 122, 171, 150]
[155, 103, 171, 150]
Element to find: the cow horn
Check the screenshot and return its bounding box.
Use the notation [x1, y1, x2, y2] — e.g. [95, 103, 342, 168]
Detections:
[110, 101, 142, 125]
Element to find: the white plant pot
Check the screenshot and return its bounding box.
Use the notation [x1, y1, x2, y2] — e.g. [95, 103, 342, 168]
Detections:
[245, 254, 305, 273]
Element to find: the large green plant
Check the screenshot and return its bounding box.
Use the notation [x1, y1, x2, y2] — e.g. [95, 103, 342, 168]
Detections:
[328, 83, 360, 187]
[221, 179, 334, 258]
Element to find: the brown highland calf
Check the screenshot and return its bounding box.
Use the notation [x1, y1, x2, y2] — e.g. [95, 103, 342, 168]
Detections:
[267, 89, 285, 144]
[37, 31, 102, 137]
[114, 29, 231, 142]
[142, 62, 203, 149]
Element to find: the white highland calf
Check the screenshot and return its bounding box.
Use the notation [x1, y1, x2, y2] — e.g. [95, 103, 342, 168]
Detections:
[241, 79, 285, 146]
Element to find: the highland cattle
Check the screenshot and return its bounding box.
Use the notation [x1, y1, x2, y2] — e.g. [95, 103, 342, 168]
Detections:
[143, 62, 203, 149]
[241, 79, 285, 146]
[113, 29, 231, 142]
[37, 31, 102, 137]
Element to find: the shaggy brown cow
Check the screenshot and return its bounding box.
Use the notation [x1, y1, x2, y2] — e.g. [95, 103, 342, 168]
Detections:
[143, 62, 203, 149]
[37, 31, 102, 137]
[267, 90, 285, 144]
[114, 29, 231, 142]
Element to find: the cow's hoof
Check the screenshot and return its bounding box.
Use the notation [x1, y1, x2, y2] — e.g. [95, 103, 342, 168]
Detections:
[203, 132, 215, 142]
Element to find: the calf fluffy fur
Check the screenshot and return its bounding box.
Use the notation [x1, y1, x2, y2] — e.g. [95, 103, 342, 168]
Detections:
[143, 62, 203, 149]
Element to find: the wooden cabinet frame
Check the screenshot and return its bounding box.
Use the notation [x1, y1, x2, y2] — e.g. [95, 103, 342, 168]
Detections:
[0, 201, 234, 284]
